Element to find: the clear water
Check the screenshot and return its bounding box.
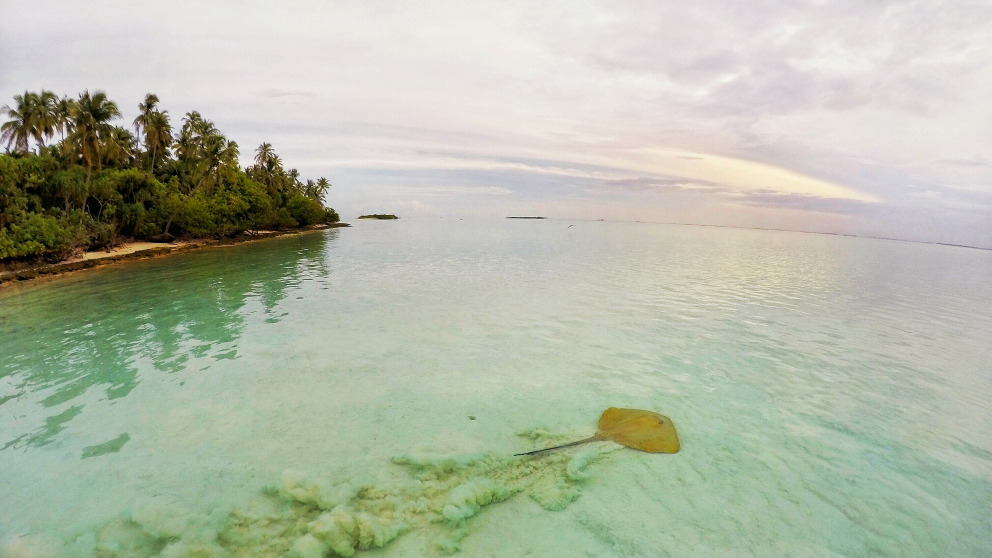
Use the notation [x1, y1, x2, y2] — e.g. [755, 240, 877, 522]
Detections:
[1, 220, 990, 557]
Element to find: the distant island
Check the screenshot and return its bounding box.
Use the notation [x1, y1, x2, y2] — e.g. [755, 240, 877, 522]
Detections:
[358, 214, 398, 220]
[506, 216, 548, 219]
[0, 89, 340, 266]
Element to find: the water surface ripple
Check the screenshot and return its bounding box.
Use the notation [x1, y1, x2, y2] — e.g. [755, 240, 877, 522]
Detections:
[0, 220, 990, 557]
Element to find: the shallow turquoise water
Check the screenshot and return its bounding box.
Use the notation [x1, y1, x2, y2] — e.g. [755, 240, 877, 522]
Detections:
[1, 220, 990, 557]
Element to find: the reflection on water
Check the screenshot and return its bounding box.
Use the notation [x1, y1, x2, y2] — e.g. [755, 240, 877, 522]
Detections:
[0, 230, 336, 451]
[0, 221, 989, 557]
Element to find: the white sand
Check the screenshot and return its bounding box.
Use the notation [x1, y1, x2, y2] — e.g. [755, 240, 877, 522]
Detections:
[77, 242, 184, 261]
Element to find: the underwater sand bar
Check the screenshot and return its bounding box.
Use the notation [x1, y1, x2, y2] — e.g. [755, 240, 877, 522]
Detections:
[0, 224, 349, 287]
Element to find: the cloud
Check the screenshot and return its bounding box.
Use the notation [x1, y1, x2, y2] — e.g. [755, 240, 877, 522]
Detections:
[604, 176, 873, 216]
[606, 177, 724, 193]
[734, 190, 872, 215]
[256, 89, 317, 98]
[937, 155, 992, 168]
[369, 185, 514, 198]
[1, 0, 989, 245]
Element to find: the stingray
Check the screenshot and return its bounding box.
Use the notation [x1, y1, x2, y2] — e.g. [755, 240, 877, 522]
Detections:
[515, 407, 680, 456]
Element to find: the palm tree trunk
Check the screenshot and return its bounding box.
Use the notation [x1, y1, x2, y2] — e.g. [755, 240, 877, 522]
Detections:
[163, 197, 184, 238]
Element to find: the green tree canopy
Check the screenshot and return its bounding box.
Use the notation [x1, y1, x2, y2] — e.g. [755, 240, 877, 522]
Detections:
[0, 88, 341, 263]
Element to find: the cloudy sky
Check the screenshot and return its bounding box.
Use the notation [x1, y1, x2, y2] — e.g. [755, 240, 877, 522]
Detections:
[2, 0, 990, 246]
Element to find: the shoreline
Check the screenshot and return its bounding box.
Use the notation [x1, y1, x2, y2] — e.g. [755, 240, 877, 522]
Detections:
[0, 223, 349, 288]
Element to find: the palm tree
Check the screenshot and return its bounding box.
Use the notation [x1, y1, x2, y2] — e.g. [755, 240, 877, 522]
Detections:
[248, 143, 284, 192]
[300, 178, 330, 201]
[132, 93, 159, 139]
[200, 133, 239, 188]
[287, 168, 301, 192]
[174, 110, 229, 184]
[54, 96, 75, 142]
[1, 90, 63, 153]
[29, 90, 60, 151]
[1, 91, 35, 153]
[144, 110, 172, 171]
[314, 177, 331, 202]
[175, 111, 219, 165]
[163, 111, 238, 237]
[255, 142, 275, 167]
[264, 155, 284, 189]
[103, 126, 136, 167]
[69, 90, 122, 185]
[266, 154, 282, 174]
[220, 138, 239, 169]
[133, 94, 171, 171]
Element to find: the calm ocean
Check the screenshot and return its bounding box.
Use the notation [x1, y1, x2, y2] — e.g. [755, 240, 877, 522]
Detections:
[1, 219, 990, 557]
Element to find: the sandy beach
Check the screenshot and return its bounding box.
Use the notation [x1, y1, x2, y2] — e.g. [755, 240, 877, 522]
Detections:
[76, 242, 188, 261]
[0, 224, 348, 287]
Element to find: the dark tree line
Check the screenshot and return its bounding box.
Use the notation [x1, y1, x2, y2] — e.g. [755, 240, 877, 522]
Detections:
[1, 90, 339, 262]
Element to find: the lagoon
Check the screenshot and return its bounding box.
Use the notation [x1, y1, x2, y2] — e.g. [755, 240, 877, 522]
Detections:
[1, 219, 990, 556]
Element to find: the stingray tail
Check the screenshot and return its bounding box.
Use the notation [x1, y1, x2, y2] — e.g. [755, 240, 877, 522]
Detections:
[514, 435, 601, 456]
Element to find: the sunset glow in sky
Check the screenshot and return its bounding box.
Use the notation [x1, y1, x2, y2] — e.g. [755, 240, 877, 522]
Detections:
[2, 0, 990, 246]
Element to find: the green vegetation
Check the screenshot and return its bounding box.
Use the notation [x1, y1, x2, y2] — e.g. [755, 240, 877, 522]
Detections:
[357, 214, 398, 220]
[1, 89, 340, 263]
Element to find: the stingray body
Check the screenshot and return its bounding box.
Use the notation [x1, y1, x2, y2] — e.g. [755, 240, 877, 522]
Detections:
[515, 407, 680, 456]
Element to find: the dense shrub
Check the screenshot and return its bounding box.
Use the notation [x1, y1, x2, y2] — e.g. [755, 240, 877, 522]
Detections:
[175, 195, 217, 238]
[272, 207, 298, 229]
[0, 212, 77, 261]
[285, 193, 325, 226]
[209, 174, 271, 234]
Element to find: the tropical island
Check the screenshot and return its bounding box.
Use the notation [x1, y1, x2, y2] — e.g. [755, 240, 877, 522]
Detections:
[0, 89, 341, 271]
[357, 214, 398, 220]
